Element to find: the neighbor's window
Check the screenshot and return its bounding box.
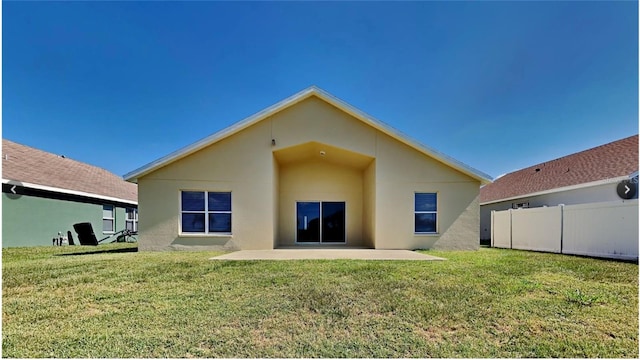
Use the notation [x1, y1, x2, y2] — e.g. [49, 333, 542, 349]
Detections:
[181, 191, 231, 234]
[415, 193, 437, 233]
[125, 208, 138, 232]
[512, 202, 529, 209]
[103, 205, 115, 233]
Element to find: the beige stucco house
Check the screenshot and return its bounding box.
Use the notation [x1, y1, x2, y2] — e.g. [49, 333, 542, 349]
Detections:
[125, 87, 492, 251]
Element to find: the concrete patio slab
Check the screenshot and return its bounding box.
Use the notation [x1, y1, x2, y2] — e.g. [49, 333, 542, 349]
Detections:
[210, 249, 446, 261]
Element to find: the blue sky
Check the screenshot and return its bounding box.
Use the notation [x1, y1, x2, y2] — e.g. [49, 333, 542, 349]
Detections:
[3, 1, 638, 179]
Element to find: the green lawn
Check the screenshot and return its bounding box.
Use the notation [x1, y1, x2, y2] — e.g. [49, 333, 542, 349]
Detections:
[2, 244, 638, 358]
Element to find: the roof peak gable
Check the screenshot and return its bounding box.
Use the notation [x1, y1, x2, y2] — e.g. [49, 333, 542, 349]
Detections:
[124, 86, 492, 184]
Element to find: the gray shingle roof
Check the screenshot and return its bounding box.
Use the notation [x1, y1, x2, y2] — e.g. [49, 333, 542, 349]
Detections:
[480, 135, 638, 204]
[2, 139, 137, 203]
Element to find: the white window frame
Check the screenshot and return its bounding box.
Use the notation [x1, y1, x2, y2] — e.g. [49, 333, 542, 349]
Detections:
[125, 208, 138, 232]
[414, 192, 438, 234]
[103, 205, 115, 234]
[179, 191, 232, 235]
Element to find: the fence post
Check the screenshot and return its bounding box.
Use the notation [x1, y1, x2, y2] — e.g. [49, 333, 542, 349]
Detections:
[491, 210, 495, 248]
[509, 208, 513, 249]
[559, 204, 564, 254]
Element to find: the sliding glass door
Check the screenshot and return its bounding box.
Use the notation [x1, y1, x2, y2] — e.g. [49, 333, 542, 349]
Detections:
[321, 202, 346, 243]
[296, 201, 346, 243]
[296, 202, 320, 243]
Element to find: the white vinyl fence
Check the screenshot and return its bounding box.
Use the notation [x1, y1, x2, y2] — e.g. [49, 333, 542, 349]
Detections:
[492, 210, 512, 249]
[491, 199, 638, 261]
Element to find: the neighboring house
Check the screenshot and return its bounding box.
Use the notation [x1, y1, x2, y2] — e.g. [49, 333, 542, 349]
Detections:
[125, 86, 492, 251]
[2, 139, 138, 247]
[480, 135, 639, 242]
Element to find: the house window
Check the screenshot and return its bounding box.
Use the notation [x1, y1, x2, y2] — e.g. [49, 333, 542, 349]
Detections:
[125, 208, 138, 232]
[512, 202, 529, 209]
[103, 205, 115, 233]
[415, 193, 437, 233]
[181, 191, 231, 234]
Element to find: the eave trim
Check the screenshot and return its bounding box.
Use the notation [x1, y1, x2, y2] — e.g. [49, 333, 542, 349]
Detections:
[479, 175, 631, 206]
[2, 179, 138, 205]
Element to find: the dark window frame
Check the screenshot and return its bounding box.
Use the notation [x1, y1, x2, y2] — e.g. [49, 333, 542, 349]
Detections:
[414, 192, 438, 234]
[180, 191, 231, 234]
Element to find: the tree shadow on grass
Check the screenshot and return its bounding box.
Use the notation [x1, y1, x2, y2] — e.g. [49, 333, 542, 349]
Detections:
[55, 247, 138, 257]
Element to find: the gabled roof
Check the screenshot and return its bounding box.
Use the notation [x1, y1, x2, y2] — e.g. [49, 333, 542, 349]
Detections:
[480, 135, 639, 205]
[2, 139, 137, 204]
[124, 86, 492, 184]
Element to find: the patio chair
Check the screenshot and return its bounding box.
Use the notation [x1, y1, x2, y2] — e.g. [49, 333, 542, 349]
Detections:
[72, 222, 99, 246]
